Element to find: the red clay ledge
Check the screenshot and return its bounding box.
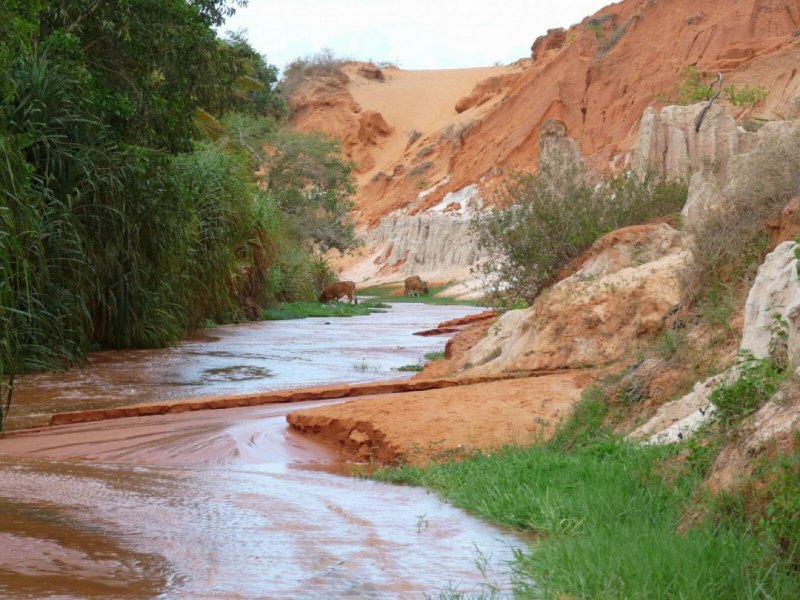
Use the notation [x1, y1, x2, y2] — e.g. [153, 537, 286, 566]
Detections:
[46, 371, 558, 427]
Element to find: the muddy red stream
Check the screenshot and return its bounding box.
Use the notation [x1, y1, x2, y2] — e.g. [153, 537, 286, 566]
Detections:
[0, 304, 525, 598]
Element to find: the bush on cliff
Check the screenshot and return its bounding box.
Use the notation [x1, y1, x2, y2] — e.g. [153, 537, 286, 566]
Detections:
[683, 124, 800, 305]
[471, 165, 687, 307]
[279, 48, 349, 104]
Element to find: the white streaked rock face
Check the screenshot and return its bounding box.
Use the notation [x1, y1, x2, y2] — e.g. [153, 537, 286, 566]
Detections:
[741, 241, 800, 364]
[627, 372, 730, 444]
[457, 224, 688, 374]
[633, 103, 741, 180]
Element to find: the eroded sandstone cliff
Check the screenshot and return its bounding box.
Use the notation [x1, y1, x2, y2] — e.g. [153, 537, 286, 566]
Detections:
[289, 0, 800, 286]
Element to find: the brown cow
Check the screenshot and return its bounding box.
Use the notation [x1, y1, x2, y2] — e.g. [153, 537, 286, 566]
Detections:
[404, 275, 429, 297]
[319, 281, 358, 304]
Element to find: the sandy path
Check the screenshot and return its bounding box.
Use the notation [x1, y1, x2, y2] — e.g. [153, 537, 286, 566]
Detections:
[287, 370, 598, 465]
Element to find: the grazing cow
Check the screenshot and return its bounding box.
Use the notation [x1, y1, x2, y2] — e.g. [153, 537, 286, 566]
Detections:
[404, 275, 429, 297]
[319, 281, 358, 304]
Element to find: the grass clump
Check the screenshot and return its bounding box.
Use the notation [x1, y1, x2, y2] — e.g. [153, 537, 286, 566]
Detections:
[710, 434, 800, 573]
[279, 48, 349, 101]
[396, 350, 446, 373]
[546, 384, 613, 450]
[709, 352, 786, 427]
[261, 300, 389, 320]
[472, 165, 687, 306]
[586, 15, 628, 56]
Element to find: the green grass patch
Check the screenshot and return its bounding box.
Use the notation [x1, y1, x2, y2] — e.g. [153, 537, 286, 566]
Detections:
[374, 439, 798, 598]
[261, 300, 389, 320]
[370, 384, 800, 598]
[546, 384, 613, 451]
[710, 432, 800, 573]
[358, 281, 484, 306]
[395, 350, 445, 373]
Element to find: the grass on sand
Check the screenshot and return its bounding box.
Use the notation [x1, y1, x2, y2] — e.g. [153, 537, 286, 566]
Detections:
[358, 281, 484, 306]
[262, 300, 389, 320]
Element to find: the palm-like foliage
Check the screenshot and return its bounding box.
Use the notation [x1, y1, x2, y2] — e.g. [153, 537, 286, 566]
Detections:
[0, 3, 357, 431]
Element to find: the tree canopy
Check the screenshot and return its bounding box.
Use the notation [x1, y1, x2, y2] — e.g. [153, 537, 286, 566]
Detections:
[0, 0, 358, 430]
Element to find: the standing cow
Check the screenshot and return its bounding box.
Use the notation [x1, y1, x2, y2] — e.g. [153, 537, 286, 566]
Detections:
[319, 281, 358, 304]
[404, 275, 429, 297]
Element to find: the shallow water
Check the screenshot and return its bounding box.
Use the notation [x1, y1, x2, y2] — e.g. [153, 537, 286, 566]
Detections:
[7, 303, 483, 430]
[0, 303, 525, 598]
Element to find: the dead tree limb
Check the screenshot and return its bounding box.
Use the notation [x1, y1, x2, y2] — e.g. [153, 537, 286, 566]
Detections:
[694, 72, 724, 133]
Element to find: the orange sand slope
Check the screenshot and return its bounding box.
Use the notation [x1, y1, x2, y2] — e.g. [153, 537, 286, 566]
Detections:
[346, 66, 517, 187]
[291, 0, 800, 225]
[287, 371, 598, 465]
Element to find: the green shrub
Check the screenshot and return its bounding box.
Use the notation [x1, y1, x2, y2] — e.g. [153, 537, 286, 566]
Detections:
[674, 65, 718, 104]
[471, 166, 686, 306]
[670, 66, 768, 108]
[709, 351, 785, 427]
[724, 83, 768, 108]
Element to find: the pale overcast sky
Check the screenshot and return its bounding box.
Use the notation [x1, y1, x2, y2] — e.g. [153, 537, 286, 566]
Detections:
[222, 0, 611, 72]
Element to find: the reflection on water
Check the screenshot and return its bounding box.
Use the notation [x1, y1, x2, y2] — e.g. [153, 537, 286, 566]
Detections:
[1, 304, 525, 598]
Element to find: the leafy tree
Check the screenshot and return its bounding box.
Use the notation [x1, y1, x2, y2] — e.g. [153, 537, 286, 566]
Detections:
[223, 30, 286, 119]
[0, 0, 361, 432]
[221, 114, 358, 253]
[39, 0, 252, 151]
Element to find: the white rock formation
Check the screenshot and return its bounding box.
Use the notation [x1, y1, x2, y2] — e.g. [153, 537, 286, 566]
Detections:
[741, 241, 800, 364]
[672, 113, 800, 229]
[633, 241, 800, 445]
[364, 212, 480, 276]
[458, 224, 688, 374]
[627, 373, 728, 444]
[682, 170, 725, 226]
[633, 103, 741, 180]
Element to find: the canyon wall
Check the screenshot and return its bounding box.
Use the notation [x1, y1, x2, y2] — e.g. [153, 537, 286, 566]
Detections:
[289, 0, 800, 288]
